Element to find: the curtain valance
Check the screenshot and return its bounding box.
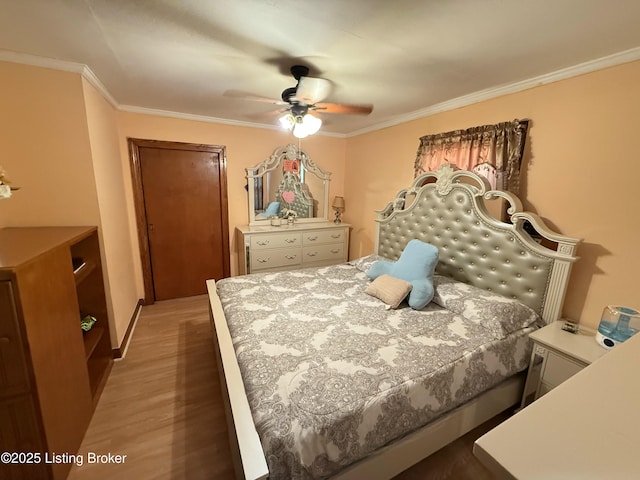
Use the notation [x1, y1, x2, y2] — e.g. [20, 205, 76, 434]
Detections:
[414, 119, 528, 193]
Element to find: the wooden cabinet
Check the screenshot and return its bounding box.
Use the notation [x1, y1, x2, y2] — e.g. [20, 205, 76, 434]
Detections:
[237, 222, 349, 274]
[0, 227, 113, 480]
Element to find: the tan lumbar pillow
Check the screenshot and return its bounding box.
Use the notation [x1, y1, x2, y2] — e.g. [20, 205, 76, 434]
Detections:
[365, 274, 412, 309]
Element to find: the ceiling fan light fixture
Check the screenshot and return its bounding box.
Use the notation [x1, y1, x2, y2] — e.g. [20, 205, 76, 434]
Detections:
[292, 116, 309, 138]
[302, 113, 322, 135]
[280, 111, 322, 138]
[279, 113, 295, 130]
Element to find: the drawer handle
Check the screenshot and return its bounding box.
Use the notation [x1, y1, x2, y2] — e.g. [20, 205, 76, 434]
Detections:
[285, 238, 297, 243]
[306, 252, 317, 257]
[285, 255, 297, 260]
[330, 249, 340, 254]
[256, 240, 270, 246]
[534, 345, 547, 357]
[257, 258, 270, 263]
[0, 336, 10, 344]
[307, 236, 318, 241]
[331, 234, 341, 239]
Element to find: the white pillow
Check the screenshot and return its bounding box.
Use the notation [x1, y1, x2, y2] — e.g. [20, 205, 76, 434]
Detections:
[365, 274, 412, 309]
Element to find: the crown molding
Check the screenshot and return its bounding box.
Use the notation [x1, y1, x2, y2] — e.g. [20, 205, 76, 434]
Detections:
[2, 46, 639, 139]
[118, 105, 345, 137]
[347, 45, 640, 137]
[0, 50, 119, 107]
[119, 104, 280, 129]
[0, 50, 85, 74]
[80, 65, 119, 107]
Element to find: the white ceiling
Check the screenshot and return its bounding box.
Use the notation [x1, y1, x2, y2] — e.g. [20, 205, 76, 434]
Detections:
[2, 0, 640, 136]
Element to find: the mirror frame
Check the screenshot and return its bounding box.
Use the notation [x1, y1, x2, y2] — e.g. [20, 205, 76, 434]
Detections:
[247, 144, 331, 226]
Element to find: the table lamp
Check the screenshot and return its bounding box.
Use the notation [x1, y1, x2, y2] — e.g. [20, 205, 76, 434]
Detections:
[332, 196, 345, 223]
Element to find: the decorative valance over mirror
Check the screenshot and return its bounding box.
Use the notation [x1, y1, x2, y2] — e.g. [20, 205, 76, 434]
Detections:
[247, 144, 331, 226]
[414, 119, 529, 193]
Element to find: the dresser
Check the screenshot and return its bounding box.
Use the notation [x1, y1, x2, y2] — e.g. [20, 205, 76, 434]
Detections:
[236, 222, 350, 274]
[0, 227, 113, 480]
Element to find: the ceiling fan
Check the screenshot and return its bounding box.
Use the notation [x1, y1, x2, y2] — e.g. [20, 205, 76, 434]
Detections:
[229, 65, 373, 137]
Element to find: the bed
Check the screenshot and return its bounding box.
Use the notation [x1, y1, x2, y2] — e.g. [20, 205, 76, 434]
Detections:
[207, 164, 581, 480]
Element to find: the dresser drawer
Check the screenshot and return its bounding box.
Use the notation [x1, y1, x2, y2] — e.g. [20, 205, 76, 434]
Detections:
[0, 395, 47, 479]
[250, 232, 301, 250]
[302, 229, 346, 246]
[303, 244, 345, 264]
[0, 282, 30, 397]
[238, 224, 349, 275]
[251, 248, 302, 271]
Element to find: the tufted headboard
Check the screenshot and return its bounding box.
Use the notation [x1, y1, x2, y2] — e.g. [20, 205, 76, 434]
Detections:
[374, 164, 581, 324]
[277, 172, 314, 218]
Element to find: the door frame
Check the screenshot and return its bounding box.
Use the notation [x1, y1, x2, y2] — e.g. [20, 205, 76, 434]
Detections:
[128, 138, 230, 304]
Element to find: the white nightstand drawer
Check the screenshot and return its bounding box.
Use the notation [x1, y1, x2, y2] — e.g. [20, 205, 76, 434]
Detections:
[303, 244, 345, 263]
[251, 248, 301, 271]
[302, 229, 345, 245]
[250, 233, 301, 250]
[543, 351, 584, 388]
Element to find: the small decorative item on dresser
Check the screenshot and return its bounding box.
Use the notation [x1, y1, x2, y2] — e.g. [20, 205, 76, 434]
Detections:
[269, 215, 281, 227]
[0, 165, 20, 199]
[284, 209, 298, 225]
[332, 196, 345, 223]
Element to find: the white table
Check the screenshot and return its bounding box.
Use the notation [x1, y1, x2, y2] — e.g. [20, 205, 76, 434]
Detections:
[474, 331, 640, 479]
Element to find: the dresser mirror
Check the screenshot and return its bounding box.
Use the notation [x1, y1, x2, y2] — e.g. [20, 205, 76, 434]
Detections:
[247, 144, 331, 226]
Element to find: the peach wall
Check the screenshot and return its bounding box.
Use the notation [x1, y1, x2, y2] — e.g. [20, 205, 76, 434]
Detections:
[5, 56, 637, 335]
[0, 60, 141, 348]
[0, 62, 100, 225]
[346, 60, 640, 330]
[116, 112, 347, 295]
[82, 79, 140, 347]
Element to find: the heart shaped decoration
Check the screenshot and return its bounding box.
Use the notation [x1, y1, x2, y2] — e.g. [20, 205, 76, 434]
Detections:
[281, 190, 295, 204]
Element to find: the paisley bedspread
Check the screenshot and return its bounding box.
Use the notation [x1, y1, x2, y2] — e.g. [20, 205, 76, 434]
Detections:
[216, 259, 541, 479]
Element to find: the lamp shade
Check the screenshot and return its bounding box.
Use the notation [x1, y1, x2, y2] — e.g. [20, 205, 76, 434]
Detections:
[332, 196, 345, 209]
[302, 114, 322, 135]
[279, 113, 295, 129]
[292, 118, 309, 138]
[280, 112, 322, 138]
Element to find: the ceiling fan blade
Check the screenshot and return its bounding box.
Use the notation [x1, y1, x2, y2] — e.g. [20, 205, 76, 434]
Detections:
[313, 102, 373, 115]
[245, 107, 290, 121]
[224, 89, 287, 105]
[294, 76, 332, 104]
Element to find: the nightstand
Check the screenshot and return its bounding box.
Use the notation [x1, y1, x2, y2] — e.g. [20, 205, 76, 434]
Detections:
[520, 321, 608, 408]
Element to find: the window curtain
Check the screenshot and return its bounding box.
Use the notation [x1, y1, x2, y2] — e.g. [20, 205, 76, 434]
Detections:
[413, 119, 529, 193]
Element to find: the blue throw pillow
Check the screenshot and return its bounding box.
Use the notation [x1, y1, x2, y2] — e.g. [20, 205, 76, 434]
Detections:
[264, 201, 281, 216]
[367, 240, 439, 309]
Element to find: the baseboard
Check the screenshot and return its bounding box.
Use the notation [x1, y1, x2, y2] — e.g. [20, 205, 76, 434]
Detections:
[112, 298, 144, 359]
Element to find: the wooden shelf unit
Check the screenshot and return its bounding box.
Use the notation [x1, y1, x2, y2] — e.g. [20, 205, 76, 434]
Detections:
[0, 226, 113, 480]
[70, 232, 112, 403]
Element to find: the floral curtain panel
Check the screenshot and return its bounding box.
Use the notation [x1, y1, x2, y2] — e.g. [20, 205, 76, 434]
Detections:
[413, 119, 529, 193]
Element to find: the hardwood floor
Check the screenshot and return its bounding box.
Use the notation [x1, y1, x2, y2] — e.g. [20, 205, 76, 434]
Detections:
[69, 295, 502, 480]
[68, 295, 234, 480]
